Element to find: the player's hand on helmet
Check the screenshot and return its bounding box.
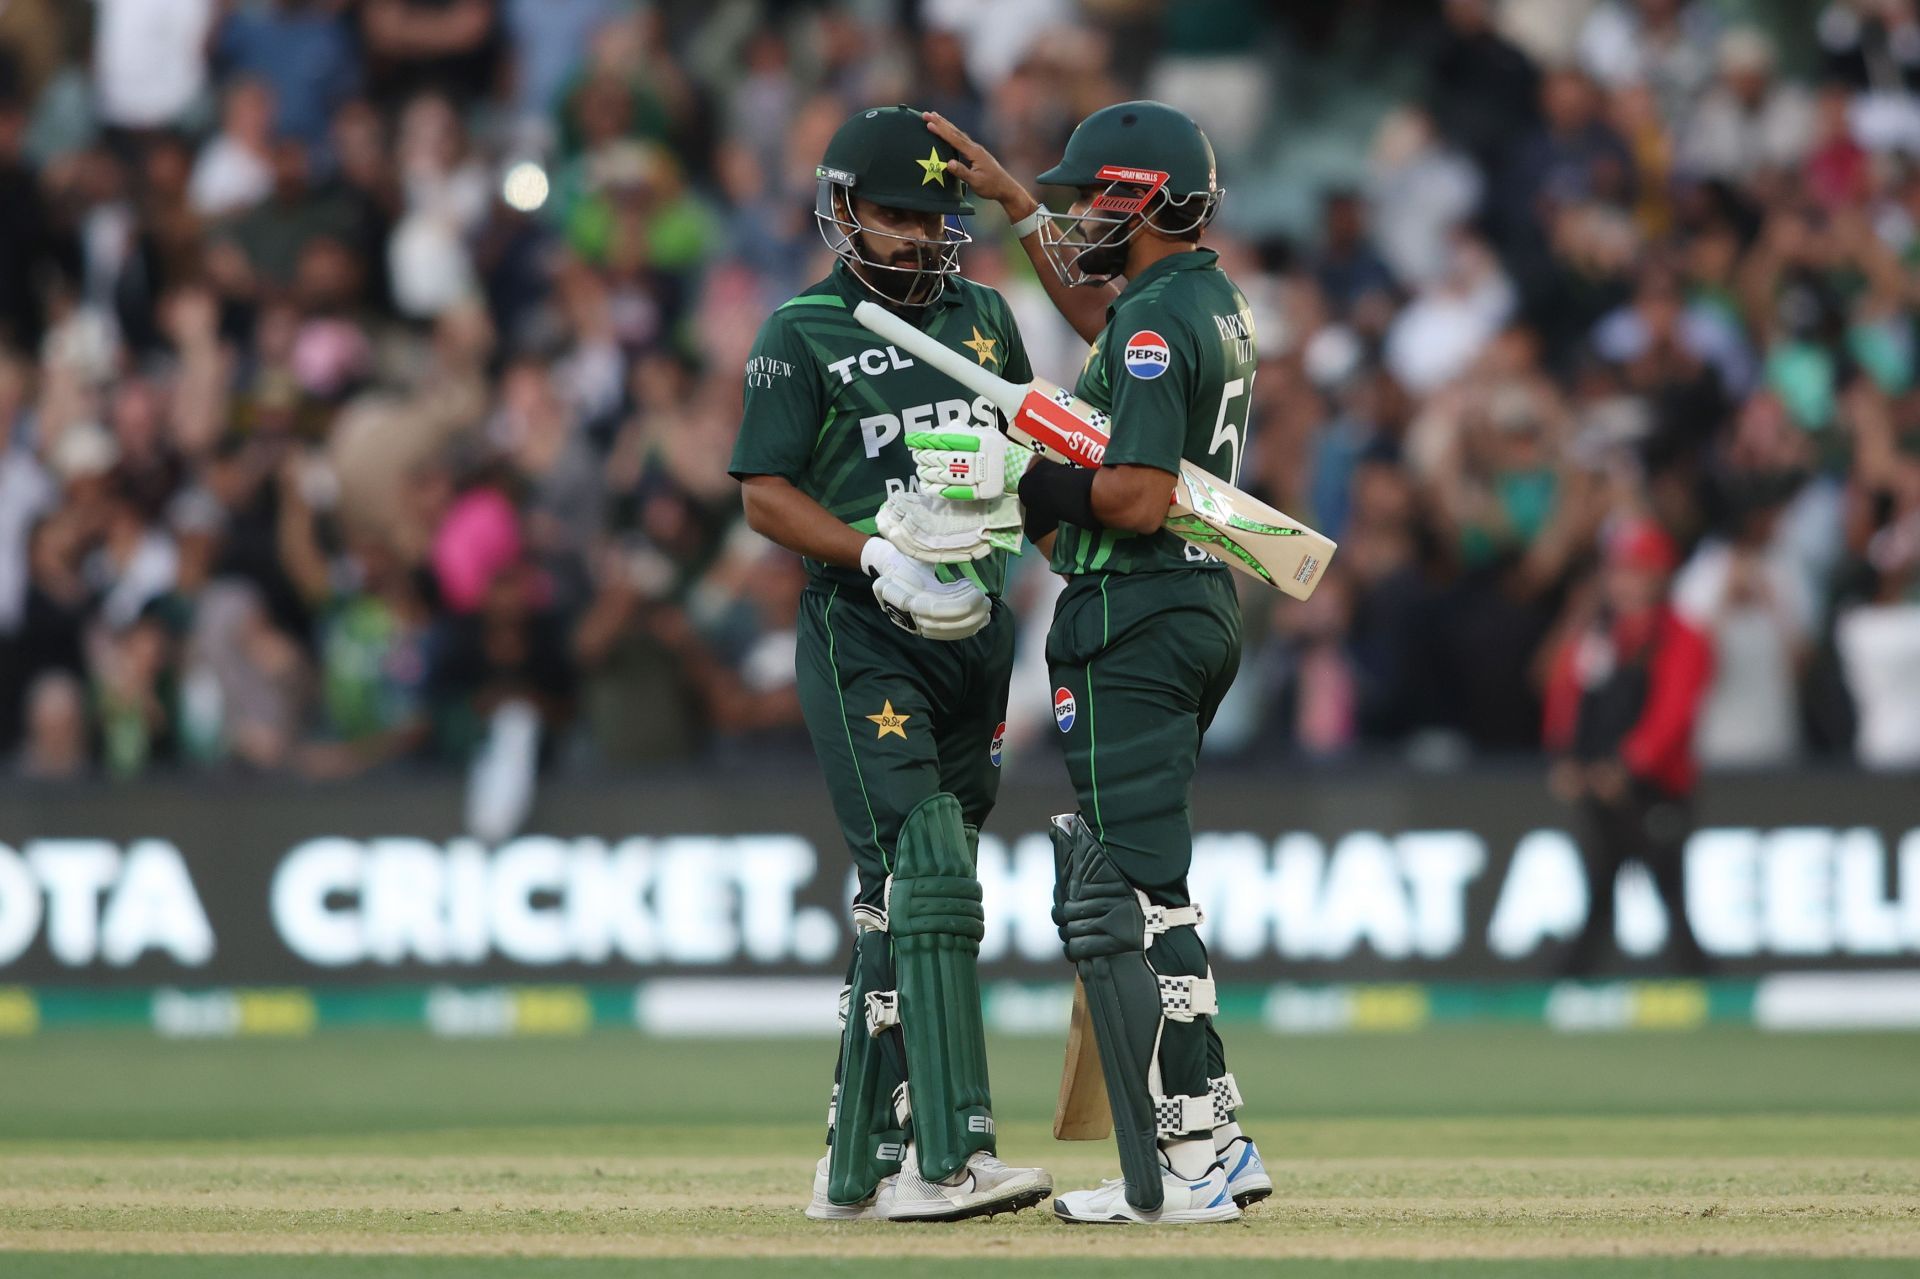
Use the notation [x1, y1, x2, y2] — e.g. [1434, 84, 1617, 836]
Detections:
[878, 489, 1024, 564]
[923, 111, 1031, 216]
[860, 535, 991, 640]
[905, 426, 1034, 503]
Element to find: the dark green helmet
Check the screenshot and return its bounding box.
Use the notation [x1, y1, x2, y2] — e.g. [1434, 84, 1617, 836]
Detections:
[816, 105, 974, 306]
[1034, 101, 1222, 286]
[1038, 100, 1218, 199]
[818, 104, 975, 215]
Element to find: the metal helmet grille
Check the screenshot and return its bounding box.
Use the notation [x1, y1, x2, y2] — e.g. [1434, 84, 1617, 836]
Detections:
[1039, 165, 1222, 287]
[815, 180, 971, 307]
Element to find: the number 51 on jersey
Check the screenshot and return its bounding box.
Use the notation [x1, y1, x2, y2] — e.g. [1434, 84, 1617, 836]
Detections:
[852, 301, 1336, 600]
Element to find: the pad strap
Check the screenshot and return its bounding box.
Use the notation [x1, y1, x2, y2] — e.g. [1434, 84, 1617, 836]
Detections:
[892, 1080, 912, 1126]
[1154, 1091, 1219, 1139]
[1137, 891, 1203, 949]
[1156, 971, 1218, 1022]
[1211, 1072, 1244, 1121]
[864, 990, 899, 1037]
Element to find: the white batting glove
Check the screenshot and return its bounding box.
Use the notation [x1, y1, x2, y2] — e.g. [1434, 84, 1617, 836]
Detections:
[860, 536, 992, 641]
[906, 426, 1034, 502]
[877, 491, 1024, 563]
[877, 490, 995, 563]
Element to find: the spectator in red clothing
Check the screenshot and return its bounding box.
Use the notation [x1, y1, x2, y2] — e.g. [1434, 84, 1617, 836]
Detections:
[1544, 517, 1715, 977]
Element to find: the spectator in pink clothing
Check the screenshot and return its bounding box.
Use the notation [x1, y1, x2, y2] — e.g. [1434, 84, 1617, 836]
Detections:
[432, 485, 522, 614]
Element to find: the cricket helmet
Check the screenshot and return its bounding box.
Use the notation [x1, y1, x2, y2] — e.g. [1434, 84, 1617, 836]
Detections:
[816, 105, 974, 305]
[1035, 100, 1222, 286]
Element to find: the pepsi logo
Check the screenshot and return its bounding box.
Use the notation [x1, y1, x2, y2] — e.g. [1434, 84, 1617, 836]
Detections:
[1124, 330, 1170, 380]
[990, 721, 1006, 766]
[1053, 688, 1077, 732]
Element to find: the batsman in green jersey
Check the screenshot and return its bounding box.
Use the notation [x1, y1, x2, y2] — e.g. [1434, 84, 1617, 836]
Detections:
[915, 102, 1274, 1224]
[729, 105, 1050, 1222]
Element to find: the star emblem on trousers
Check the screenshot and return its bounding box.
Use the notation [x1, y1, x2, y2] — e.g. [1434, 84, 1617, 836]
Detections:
[867, 700, 911, 739]
[962, 326, 999, 366]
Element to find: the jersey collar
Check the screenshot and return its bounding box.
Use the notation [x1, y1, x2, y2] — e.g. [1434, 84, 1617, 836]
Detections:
[1108, 247, 1219, 320]
[828, 260, 964, 312]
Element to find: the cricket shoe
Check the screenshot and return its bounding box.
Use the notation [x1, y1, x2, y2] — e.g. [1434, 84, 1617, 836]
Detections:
[1218, 1134, 1272, 1208]
[876, 1149, 1052, 1222]
[804, 1154, 888, 1221]
[1052, 1153, 1240, 1225]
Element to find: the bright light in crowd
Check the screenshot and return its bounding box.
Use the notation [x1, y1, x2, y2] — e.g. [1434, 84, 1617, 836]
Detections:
[501, 162, 550, 213]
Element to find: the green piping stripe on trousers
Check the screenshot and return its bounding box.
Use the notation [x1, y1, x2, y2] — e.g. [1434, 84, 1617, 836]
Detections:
[823, 585, 886, 871]
[1085, 576, 1110, 840]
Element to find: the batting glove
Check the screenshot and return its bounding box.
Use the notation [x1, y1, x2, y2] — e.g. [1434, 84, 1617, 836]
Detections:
[879, 490, 1012, 563]
[906, 426, 1035, 502]
[860, 536, 992, 641]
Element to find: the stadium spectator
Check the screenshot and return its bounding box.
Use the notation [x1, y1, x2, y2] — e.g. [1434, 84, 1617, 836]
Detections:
[217, 0, 363, 149]
[91, 0, 218, 135]
[1677, 28, 1816, 184]
[1544, 519, 1714, 976]
[189, 79, 278, 220]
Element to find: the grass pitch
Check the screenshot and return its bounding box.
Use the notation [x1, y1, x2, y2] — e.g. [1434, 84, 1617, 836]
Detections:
[2, 1026, 1917, 1277]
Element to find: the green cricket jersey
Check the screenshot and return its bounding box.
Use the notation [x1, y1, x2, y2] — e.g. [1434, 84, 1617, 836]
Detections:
[1053, 247, 1258, 576]
[729, 262, 1032, 595]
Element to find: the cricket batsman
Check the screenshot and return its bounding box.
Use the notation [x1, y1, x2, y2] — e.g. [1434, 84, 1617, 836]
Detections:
[729, 105, 1051, 1222]
[913, 102, 1274, 1223]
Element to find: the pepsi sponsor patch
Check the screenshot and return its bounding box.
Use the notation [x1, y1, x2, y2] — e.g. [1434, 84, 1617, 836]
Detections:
[1124, 330, 1170, 379]
[1053, 688, 1077, 732]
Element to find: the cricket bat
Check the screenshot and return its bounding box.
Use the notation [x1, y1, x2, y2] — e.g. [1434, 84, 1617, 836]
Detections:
[1054, 977, 1113, 1141]
[852, 300, 1336, 599]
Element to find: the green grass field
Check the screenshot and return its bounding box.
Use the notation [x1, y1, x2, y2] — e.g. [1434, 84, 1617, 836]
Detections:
[3, 1027, 1918, 1277]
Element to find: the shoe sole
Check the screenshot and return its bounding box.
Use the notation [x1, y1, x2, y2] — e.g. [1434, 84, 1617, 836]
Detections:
[806, 1204, 881, 1221]
[1231, 1185, 1272, 1209]
[885, 1182, 1053, 1223]
[1051, 1198, 1242, 1225]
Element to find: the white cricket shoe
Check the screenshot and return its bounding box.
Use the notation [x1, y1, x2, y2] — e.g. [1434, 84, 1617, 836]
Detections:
[804, 1154, 888, 1221]
[1052, 1154, 1240, 1225]
[876, 1148, 1052, 1222]
[1219, 1135, 1272, 1208]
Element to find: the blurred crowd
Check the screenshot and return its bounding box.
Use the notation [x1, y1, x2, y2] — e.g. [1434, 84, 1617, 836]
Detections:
[0, 0, 1917, 786]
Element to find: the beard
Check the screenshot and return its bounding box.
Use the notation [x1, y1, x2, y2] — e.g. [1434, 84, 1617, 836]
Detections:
[1072, 237, 1130, 282]
[856, 247, 940, 305]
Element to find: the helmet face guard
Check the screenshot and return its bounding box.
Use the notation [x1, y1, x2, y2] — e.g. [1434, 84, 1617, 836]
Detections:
[1039, 164, 1222, 286]
[816, 176, 971, 307]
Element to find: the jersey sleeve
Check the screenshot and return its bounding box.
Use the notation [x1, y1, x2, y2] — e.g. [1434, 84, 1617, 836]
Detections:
[1100, 306, 1197, 474]
[728, 313, 823, 484]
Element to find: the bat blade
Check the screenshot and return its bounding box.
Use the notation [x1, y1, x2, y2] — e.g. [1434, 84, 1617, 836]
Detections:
[1053, 977, 1113, 1141]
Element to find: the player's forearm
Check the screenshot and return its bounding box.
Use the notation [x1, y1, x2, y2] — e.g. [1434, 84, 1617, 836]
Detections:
[1018, 460, 1172, 537]
[740, 475, 870, 570]
[1092, 465, 1175, 534]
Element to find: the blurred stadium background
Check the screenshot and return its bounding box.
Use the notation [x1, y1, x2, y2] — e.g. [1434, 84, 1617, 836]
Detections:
[1, 0, 1919, 1273]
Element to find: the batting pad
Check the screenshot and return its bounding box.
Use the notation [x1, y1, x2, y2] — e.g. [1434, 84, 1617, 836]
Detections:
[826, 913, 908, 1205]
[1050, 813, 1171, 1212]
[889, 792, 995, 1184]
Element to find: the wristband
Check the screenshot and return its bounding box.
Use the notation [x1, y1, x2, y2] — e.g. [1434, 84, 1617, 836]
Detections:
[1018, 458, 1099, 535]
[1010, 204, 1047, 240]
